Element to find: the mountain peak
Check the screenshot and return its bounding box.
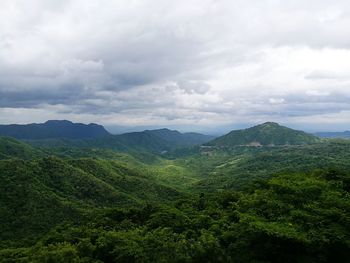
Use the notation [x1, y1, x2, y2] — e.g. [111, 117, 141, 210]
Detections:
[44, 120, 73, 125]
[259, 122, 280, 127]
[147, 128, 174, 133]
[207, 122, 319, 147]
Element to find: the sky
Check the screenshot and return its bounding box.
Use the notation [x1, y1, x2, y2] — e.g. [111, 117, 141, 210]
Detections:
[1, 0, 350, 134]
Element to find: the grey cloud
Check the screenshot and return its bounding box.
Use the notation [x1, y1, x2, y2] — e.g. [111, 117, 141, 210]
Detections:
[1, 0, 350, 130]
[305, 70, 349, 80]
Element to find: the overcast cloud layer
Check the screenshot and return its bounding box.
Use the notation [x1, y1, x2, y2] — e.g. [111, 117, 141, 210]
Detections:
[1, 0, 350, 132]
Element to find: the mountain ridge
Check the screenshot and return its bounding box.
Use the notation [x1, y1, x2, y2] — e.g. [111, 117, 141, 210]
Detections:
[0, 120, 214, 153]
[0, 120, 110, 139]
[315, 131, 350, 139]
[206, 122, 320, 147]
[144, 128, 215, 146]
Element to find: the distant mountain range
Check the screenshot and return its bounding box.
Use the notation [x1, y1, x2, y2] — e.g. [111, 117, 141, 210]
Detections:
[3, 120, 338, 153]
[206, 122, 320, 147]
[0, 120, 215, 153]
[0, 120, 110, 139]
[315, 131, 350, 139]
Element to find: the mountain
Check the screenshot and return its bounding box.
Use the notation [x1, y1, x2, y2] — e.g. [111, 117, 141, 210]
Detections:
[315, 131, 350, 139]
[194, 140, 350, 191]
[145, 128, 215, 146]
[25, 126, 214, 154]
[0, 120, 110, 139]
[0, 137, 43, 159]
[0, 155, 182, 246]
[206, 122, 319, 147]
[0, 120, 214, 153]
[115, 131, 172, 152]
[1, 127, 350, 262]
[26, 131, 172, 154]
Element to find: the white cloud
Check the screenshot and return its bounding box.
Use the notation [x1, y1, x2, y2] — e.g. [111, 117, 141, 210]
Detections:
[0, 0, 350, 131]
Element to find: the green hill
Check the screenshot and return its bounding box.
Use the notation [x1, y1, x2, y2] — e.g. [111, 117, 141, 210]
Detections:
[145, 128, 215, 146]
[1, 126, 350, 262]
[26, 132, 170, 155]
[0, 156, 182, 247]
[2, 120, 213, 154]
[190, 140, 350, 191]
[115, 131, 172, 152]
[0, 137, 43, 159]
[207, 122, 319, 147]
[27, 129, 211, 154]
[1, 168, 349, 262]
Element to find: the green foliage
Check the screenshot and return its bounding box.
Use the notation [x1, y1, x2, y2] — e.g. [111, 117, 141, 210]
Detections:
[144, 128, 214, 146]
[1, 169, 349, 262]
[1, 136, 350, 262]
[0, 137, 43, 159]
[27, 128, 213, 155]
[207, 122, 319, 146]
[0, 156, 183, 247]
[192, 141, 350, 191]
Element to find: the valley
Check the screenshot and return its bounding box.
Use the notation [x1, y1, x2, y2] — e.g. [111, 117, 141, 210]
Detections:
[0, 121, 349, 262]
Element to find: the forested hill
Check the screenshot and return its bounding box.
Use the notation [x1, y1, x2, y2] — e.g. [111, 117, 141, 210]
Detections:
[0, 120, 110, 139]
[0, 121, 214, 153]
[145, 128, 215, 146]
[0, 130, 350, 262]
[206, 122, 319, 146]
[0, 137, 43, 159]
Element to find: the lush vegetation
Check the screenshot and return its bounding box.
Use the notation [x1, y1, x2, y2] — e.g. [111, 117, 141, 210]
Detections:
[1, 168, 349, 262]
[207, 122, 319, 146]
[0, 122, 349, 262]
[24, 122, 214, 154]
[0, 137, 43, 160]
[191, 140, 350, 191]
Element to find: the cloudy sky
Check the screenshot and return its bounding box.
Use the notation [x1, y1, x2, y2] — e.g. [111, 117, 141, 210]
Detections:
[1, 0, 350, 133]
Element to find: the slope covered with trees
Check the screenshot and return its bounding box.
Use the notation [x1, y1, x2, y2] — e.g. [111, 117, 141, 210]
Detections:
[0, 137, 43, 159]
[145, 128, 215, 146]
[1, 169, 349, 262]
[24, 125, 214, 154]
[0, 123, 349, 262]
[207, 122, 319, 146]
[0, 155, 182, 248]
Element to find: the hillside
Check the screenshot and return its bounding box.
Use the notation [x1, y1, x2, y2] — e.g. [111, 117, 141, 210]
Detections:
[206, 122, 319, 147]
[192, 140, 350, 191]
[115, 131, 172, 152]
[145, 128, 215, 146]
[0, 156, 182, 247]
[0, 137, 43, 159]
[0, 120, 214, 154]
[1, 166, 349, 262]
[26, 132, 170, 154]
[1, 126, 350, 262]
[26, 127, 214, 154]
[0, 120, 110, 139]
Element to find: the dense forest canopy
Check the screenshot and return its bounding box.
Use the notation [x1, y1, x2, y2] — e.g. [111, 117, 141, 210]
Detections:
[0, 122, 349, 262]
